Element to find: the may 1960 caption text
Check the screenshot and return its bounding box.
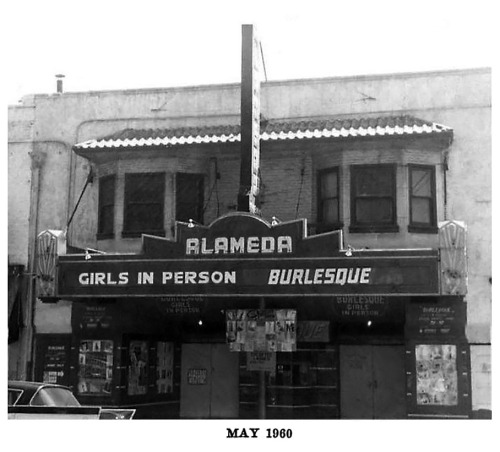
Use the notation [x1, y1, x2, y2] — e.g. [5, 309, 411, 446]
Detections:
[226, 428, 293, 439]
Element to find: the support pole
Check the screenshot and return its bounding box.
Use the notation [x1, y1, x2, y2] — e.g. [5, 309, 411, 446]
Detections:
[258, 297, 266, 419]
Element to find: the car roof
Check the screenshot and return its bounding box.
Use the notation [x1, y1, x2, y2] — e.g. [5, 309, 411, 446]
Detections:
[8, 380, 72, 405]
[8, 380, 69, 390]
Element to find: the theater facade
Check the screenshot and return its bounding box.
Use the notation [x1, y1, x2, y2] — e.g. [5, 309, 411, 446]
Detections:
[9, 65, 490, 420]
[35, 211, 469, 419]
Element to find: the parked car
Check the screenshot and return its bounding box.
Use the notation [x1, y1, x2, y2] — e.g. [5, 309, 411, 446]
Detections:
[8, 381, 135, 420]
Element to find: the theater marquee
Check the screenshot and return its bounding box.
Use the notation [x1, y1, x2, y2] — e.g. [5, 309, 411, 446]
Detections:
[55, 213, 440, 299]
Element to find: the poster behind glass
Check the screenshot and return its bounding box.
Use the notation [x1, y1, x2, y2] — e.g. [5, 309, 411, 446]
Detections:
[156, 341, 174, 394]
[78, 340, 113, 395]
[128, 341, 149, 395]
[226, 309, 296, 352]
[415, 344, 458, 406]
[42, 344, 67, 384]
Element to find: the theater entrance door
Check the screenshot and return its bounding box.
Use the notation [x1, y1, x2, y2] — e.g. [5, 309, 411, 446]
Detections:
[180, 343, 239, 418]
[340, 345, 406, 419]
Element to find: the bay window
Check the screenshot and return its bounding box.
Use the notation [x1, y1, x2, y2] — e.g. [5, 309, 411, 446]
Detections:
[350, 164, 398, 233]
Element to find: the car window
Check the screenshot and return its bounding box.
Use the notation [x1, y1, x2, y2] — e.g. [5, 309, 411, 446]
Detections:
[31, 387, 81, 407]
[8, 389, 22, 405]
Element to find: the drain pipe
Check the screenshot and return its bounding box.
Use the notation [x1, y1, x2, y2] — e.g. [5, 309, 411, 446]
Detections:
[443, 150, 449, 220]
[23, 150, 44, 380]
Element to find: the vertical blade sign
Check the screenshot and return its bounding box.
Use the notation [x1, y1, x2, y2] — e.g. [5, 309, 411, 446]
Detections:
[438, 220, 467, 295]
[238, 24, 263, 214]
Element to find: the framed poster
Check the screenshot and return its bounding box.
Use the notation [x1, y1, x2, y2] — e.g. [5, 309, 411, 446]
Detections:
[77, 340, 114, 395]
[128, 341, 149, 395]
[156, 341, 174, 394]
[406, 342, 472, 418]
[226, 309, 296, 352]
[34, 335, 72, 386]
[415, 344, 458, 406]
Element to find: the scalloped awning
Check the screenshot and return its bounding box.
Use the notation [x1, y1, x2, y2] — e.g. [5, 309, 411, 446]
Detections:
[73, 115, 453, 154]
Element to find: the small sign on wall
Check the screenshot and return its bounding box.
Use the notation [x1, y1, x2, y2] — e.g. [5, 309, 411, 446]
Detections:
[405, 299, 466, 339]
[159, 296, 203, 315]
[35, 336, 72, 386]
[247, 351, 276, 372]
[187, 368, 208, 385]
[80, 305, 112, 329]
[334, 295, 390, 319]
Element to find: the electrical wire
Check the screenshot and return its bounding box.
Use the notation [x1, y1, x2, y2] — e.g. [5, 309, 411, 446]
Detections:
[66, 168, 94, 232]
[295, 163, 305, 219]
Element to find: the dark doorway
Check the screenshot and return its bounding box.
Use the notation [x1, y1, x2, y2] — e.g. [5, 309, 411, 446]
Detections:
[180, 343, 239, 418]
[340, 345, 406, 419]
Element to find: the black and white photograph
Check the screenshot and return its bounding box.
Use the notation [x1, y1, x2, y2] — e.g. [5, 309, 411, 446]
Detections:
[3, 0, 496, 450]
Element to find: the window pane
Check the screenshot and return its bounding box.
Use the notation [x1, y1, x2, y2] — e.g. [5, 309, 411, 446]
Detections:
[98, 206, 114, 234]
[32, 387, 80, 407]
[8, 390, 22, 405]
[124, 173, 165, 233]
[177, 203, 202, 223]
[412, 169, 432, 197]
[127, 174, 164, 201]
[356, 198, 393, 223]
[411, 198, 431, 224]
[98, 177, 115, 234]
[355, 167, 393, 196]
[322, 199, 339, 223]
[176, 174, 204, 223]
[321, 171, 338, 197]
[125, 204, 163, 231]
[99, 177, 115, 206]
[178, 179, 200, 200]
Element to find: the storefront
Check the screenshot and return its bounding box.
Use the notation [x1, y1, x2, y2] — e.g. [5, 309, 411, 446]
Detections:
[35, 213, 471, 419]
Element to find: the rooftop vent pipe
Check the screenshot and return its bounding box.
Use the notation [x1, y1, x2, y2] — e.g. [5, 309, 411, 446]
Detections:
[55, 74, 65, 93]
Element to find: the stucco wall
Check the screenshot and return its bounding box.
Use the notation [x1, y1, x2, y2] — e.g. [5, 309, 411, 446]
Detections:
[34, 300, 73, 334]
[470, 345, 492, 412]
[439, 106, 492, 343]
[8, 106, 35, 266]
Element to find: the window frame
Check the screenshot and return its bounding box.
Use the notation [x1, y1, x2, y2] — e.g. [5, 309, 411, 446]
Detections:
[408, 164, 438, 233]
[8, 389, 23, 406]
[122, 172, 166, 238]
[97, 175, 116, 239]
[316, 166, 343, 233]
[349, 163, 399, 233]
